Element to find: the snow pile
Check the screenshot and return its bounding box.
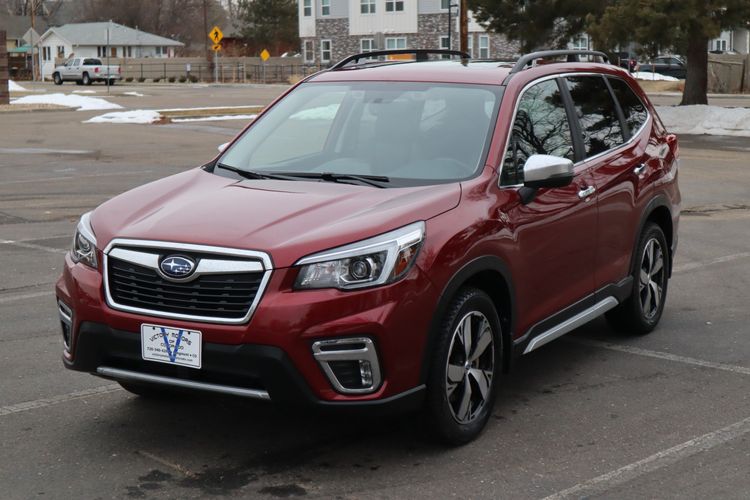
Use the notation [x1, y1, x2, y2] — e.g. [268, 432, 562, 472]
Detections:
[123, 91, 145, 97]
[171, 114, 257, 123]
[85, 110, 162, 124]
[8, 80, 27, 92]
[656, 105, 750, 137]
[72, 90, 97, 94]
[11, 93, 122, 111]
[632, 71, 679, 82]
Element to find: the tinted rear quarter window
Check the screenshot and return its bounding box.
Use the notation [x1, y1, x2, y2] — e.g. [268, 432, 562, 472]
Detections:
[83, 59, 102, 65]
[608, 78, 648, 136]
[566, 76, 625, 158]
[502, 79, 574, 185]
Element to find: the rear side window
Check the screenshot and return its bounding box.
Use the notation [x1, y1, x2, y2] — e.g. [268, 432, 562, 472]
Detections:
[566, 76, 625, 158]
[608, 78, 648, 136]
[502, 79, 574, 185]
[83, 58, 102, 66]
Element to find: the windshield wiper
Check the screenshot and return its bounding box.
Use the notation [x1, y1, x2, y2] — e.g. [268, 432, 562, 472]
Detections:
[216, 163, 298, 181]
[275, 172, 390, 188]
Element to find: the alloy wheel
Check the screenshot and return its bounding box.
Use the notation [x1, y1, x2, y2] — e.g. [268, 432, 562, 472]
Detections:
[639, 237, 665, 319]
[445, 311, 494, 424]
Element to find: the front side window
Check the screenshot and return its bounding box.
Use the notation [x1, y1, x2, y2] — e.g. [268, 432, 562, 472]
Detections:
[321, 0, 330, 16]
[566, 76, 625, 158]
[502, 79, 574, 185]
[303, 0, 312, 16]
[386, 0, 404, 12]
[385, 37, 407, 50]
[219, 82, 500, 186]
[361, 0, 376, 14]
[608, 77, 648, 137]
[320, 40, 332, 63]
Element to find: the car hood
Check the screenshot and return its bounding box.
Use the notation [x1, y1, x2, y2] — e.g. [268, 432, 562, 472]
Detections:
[91, 168, 461, 268]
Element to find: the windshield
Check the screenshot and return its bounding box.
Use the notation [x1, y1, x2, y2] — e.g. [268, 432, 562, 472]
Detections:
[218, 82, 500, 186]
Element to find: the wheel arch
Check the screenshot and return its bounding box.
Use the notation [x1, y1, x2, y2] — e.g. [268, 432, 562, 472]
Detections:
[420, 256, 516, 384]
[631, 195, 675, 277]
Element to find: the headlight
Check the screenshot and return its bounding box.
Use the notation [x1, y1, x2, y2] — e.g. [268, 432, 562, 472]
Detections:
[294, 221, 425, 290]
[71, 212, 98, 269]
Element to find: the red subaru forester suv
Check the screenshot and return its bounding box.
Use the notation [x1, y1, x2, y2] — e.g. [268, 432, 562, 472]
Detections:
[56, 50, 680, 444]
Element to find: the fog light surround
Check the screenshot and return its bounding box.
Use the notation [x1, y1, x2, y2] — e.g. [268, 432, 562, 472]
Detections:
[57, 300, 73, 351]
[312, 337, 382, 394]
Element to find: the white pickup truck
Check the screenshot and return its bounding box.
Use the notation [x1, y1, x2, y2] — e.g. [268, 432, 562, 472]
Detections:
[52, 58, 122, 86]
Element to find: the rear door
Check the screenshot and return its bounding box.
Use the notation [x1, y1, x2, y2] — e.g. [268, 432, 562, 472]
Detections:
[563, 75, 648, 291]
[501, 78, 598, 330]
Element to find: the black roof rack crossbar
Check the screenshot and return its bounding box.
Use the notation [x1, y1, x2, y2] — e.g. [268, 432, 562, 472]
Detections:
[506, 49, 610, 77]
[330, 49, 471, 70]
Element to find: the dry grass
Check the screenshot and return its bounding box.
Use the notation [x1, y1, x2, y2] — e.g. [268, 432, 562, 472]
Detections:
[158, 105, 264, 119]
[636, 80, 685, 93]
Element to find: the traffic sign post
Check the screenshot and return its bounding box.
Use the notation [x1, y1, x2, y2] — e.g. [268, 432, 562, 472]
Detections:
[208, 26, 223, 83]
[260, 48, 270, 84]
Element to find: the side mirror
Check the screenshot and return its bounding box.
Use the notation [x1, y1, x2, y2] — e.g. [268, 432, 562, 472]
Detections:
[217, 142, 229, 152]
[519, 154, 575, 204]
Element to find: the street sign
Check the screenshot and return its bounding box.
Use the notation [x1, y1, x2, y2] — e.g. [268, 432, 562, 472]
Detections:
[212, 43, 222, 52]
[209, 26, 223, 44]
[260, 49, 270, 62]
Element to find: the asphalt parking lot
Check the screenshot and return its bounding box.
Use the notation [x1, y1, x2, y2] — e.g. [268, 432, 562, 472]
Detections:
[1, 83, 749, 499]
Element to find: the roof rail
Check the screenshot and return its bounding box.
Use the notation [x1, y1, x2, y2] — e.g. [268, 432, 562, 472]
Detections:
[504, 50, 610, 83]
[330, 49, 470, 70]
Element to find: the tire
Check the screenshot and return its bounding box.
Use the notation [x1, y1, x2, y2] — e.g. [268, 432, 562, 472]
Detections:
[53, 73, 62, 85]
[82, 73, 91, 85]
[118, 381, 178, 398]
[108, 79, 116, 86]
[426, 287, 503, 445]
[606, 222, 670, 335]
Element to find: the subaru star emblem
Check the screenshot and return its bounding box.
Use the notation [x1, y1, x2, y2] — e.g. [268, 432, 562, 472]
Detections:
[160, 255, 196, 279]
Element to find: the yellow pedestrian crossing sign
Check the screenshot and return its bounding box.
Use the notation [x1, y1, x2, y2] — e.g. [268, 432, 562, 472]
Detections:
[209, 26, 223, 44]
[260, 49, 270, 62]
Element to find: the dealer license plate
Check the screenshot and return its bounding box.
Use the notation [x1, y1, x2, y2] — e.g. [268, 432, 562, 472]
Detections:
[141, 324, 202, 369]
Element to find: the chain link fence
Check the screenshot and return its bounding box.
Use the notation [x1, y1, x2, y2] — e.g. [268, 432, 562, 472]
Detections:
[118, 60, 322, 84]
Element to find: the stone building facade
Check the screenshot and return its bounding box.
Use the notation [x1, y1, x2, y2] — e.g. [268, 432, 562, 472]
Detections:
[298, 1, 519, 66]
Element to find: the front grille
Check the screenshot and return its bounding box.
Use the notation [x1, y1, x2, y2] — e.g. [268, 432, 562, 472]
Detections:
[108, 257, 264, 320]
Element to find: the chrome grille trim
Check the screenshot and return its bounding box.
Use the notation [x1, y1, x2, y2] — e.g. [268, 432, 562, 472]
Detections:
[103, 238, 273, 325]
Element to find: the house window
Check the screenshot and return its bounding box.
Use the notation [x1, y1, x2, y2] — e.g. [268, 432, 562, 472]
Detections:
[304, 40, 315, 63]
[42, 46, 51, 61]
[303, 0, 312, 16]
[467, 34, 474, 58]
[360, 0, 376, 14]
[155, 46, 162, 56]
[572, 34, 589, 50]
[361, 38, 376, 53]
[385, 0, 404, 12]
[321, 0, 330, 16]
[385, 37, 407, 50]
[479, 35, 489, 58]
[321, 39, 332, 63]
[97, 46, 105, 57]
[441, 0, 451, 9]
[440, 35, 450, 58]
[716, 39, 727, 51]
[56, 45, 64, 58]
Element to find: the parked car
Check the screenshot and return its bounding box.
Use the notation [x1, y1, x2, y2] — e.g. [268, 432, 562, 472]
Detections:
[52, 57, 122, 85]
[614, 51, 638, 72]
[56, 49, 680, 444]
[638, 55, 687, 79]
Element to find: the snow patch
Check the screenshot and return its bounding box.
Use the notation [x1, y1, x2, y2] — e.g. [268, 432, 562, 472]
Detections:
[11, 93, 122, 111]
[84, 110, 162, 124]
[123, 91, 145, 97]
[632, 71, 679, 82]
[171, 114, 257, 123]
[656, 105, 750, 137]
[8, 80, 27, 92]
[72, 90, 97, 94]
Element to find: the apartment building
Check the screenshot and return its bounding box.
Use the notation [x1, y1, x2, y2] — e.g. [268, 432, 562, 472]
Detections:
[298, 0, 519, 65]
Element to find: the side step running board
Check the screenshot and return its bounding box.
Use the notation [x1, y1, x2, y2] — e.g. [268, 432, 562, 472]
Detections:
[523, 297, 619, 354]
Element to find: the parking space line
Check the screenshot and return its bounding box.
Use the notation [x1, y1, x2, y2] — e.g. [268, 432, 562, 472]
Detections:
[0, 290, 55, 304]
[568, 338, 750, 376]
[0, 239, 67, 254]
[542, 414, 750, 499]
[673, 252, 750, 273]
[0, 384, 121, 418]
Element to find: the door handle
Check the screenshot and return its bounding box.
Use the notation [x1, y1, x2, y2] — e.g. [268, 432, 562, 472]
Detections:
[634, 163, 647, 175]
[578, 186, 596, 199]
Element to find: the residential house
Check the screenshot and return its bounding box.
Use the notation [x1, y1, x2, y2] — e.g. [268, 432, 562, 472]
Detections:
[0, 12, 44, 77]
[710, 29, 750, 54]
[298, 0, 519, 65]
[37, 22, 184, 79]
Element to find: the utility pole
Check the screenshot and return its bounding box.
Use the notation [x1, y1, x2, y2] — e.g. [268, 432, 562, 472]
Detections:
[203, 0, 209, 61]
[106, 21, 110, 94]
[30, 0, 37, 81]
[459, 0, 468, 55]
